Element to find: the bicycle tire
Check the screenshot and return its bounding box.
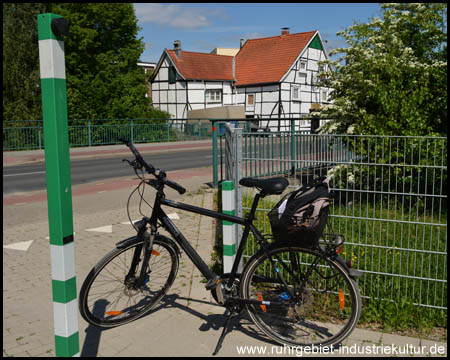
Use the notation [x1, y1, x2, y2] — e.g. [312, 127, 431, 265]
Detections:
[79, 235, 179, 327]
[240, 243, 361, 348]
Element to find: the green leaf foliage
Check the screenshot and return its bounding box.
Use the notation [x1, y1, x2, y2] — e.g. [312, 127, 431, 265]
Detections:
[316, 3, 447, 137]
[53, 3, 155, 120]
[3, 3, 53, 122]
[314, 4, 447, 210]
[3, 3, 169, 122]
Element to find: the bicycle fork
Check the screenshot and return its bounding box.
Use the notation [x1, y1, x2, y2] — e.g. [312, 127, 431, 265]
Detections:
[125, 218, 156, 288]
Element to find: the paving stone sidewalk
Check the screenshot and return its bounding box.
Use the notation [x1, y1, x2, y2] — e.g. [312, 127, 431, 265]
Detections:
[3, 184, 447, 357]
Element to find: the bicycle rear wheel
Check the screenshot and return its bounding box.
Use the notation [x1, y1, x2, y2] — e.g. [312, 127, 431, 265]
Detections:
[240, 244, 361, 348]
[79, 235, 179, 327]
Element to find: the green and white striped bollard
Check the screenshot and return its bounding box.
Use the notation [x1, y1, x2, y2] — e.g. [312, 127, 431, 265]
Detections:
[222, 181, 236, 273]
[38, 13, 79, 357]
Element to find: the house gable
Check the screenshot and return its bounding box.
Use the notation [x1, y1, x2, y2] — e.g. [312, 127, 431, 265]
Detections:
[234, 30, 316, 86]
[308, 34, 323, 51]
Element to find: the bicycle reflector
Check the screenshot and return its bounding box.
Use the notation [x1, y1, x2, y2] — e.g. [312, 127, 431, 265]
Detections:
[338, 289, 345, 310]
[105, 311, 123, 316]
[152, 250, 160, 256]
[257, 292, 267, 313]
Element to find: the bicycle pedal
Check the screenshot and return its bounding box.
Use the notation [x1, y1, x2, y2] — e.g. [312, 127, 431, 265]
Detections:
[205, 276, 220, 290]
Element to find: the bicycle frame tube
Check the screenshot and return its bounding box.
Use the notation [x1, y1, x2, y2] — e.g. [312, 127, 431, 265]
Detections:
[158, 193, 266, 288]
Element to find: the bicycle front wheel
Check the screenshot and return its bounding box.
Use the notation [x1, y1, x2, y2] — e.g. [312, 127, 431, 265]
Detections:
[240, 244, 361, 348]
[79, 235, 179, 327]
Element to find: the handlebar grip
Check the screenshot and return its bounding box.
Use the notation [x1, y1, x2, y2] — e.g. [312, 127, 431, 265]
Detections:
[165, 178, 186, 195]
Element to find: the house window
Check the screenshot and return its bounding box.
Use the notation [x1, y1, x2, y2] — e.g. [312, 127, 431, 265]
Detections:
[247, 94, 255, 106]
[299, 61, 307, 71]
[321, 90, 328, 102]
[206, 89, 222, 103]
[298, 72, 307, 84]
[168, 66, 176, 84]
[292, 85, 300, 101]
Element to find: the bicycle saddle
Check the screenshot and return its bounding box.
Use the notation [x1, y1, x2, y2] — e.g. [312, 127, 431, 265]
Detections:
[239, 177, 289, 195]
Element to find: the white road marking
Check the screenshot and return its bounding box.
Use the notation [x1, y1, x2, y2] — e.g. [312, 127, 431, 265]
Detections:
[3, 171, 46, 177]
[3, 240, 34, 251]
[85, 225, 113, 233]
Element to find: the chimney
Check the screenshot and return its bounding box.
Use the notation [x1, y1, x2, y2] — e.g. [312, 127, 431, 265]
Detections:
[173, 40, 182, 59]
[281, 27, 290, 36]
[240, 38, 245, 49]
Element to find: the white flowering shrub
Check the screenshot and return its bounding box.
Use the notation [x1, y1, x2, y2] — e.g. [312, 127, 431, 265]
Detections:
[314, 4, 447, 211]
[315, 3, 447, 137]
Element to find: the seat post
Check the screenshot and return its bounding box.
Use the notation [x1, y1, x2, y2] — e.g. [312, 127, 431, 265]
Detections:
[247, 191, 265, 222]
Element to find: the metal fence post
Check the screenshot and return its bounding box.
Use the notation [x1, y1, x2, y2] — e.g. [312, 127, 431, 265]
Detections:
[130, 119, 134, 143]
[38, 13, 79, 357]
[88, 119, 91, 146]
[38, 122, 42, 149]
[290, 119, 296, 175]
[212, 120, 218, 187]
[234, 126, 243, 273]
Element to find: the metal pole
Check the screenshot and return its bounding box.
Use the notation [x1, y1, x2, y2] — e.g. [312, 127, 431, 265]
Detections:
[290, 119, 296, 175]
[38, 122, 42, 149]
[38, 13, 79, 357]
[88, 119, 91, 146]
[212, 120, 218, 187]
[130, 119, 134, 143]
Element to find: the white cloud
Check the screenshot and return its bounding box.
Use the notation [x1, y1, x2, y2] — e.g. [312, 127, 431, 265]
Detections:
[133, 3, 227, 30]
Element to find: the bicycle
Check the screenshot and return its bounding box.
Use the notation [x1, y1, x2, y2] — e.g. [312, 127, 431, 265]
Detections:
[79, 139, 363, 355]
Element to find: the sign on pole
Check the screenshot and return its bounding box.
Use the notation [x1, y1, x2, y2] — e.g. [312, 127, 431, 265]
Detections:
[37, 13, 79, 357]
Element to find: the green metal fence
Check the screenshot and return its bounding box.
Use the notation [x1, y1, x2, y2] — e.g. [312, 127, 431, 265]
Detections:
[224, 128, 448, 310]
[3, 119, 213, 151]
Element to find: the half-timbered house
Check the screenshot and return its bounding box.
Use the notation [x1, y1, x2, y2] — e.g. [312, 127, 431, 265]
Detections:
[150, 29, 331, 130]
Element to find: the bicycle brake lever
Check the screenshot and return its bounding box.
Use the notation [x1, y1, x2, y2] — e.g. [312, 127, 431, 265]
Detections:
[123, 159, 142, 170]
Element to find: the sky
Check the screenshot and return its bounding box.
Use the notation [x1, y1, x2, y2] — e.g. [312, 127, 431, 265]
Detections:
[133, 3, 382, 64]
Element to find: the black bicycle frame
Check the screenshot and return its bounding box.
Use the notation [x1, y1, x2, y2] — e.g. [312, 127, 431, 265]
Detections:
[151, 190, 266, 289]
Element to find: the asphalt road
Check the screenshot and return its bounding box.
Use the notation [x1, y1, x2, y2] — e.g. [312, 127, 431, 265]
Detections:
[3, 148, 214, 195]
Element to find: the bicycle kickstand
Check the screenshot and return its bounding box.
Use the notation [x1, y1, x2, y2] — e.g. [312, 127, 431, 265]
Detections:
[212, 305, 239, 356]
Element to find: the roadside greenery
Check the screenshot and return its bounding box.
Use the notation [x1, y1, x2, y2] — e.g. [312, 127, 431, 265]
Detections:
[316, 3, 447, 137]
[239, 192, 447, 332]
[3, 3, 169, 123]
[314, 3, 447, 210]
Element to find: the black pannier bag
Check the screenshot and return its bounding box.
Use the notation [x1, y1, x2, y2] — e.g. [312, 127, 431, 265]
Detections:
[268, 176, 331, 247]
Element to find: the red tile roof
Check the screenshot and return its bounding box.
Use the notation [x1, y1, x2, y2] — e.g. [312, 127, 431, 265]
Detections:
[234, 31, 317, 86]
[167, 50, 234, 81]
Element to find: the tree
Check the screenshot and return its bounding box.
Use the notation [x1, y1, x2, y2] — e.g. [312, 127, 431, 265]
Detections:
[315, 4, 447, 211]
[316, 3, 447, 137]
[3, 3, 53, 121]
[3, 3, 169, 122]
[54, 3, 158, 120]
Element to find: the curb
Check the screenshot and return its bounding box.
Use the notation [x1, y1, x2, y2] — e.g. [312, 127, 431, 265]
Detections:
[3, 140, 213, 167]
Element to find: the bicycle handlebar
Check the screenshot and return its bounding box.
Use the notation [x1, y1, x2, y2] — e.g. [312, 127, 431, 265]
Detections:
[119, 138, 186, 195]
